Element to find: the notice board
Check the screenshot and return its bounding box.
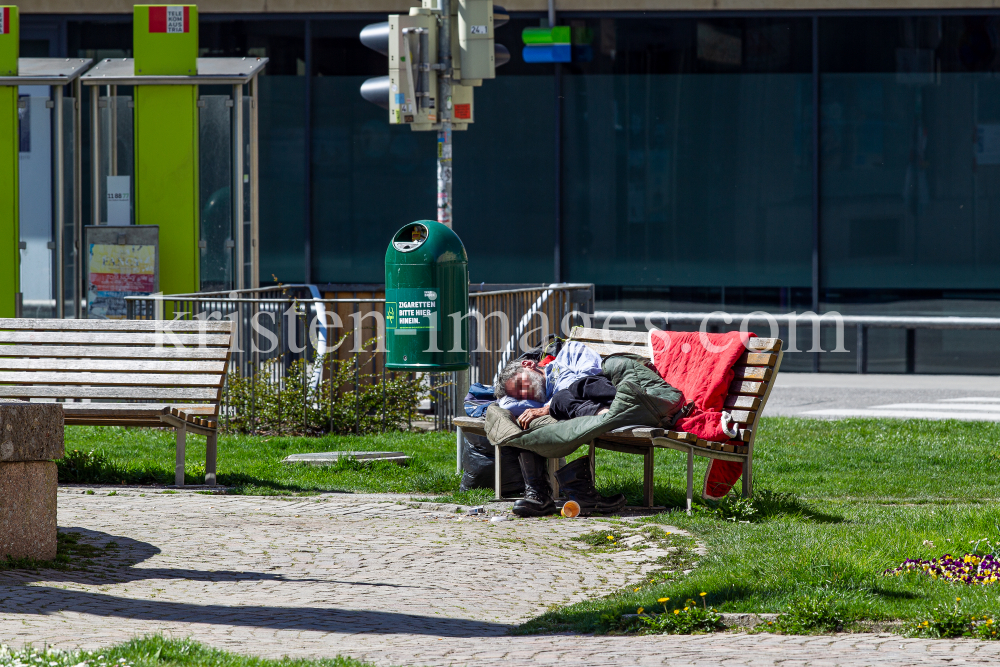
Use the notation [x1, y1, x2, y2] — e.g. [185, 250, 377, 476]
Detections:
[85, 225, 159, 319]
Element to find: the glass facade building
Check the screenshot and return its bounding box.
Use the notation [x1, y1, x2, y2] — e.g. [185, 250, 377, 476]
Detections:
[20, 10, 1000, 370]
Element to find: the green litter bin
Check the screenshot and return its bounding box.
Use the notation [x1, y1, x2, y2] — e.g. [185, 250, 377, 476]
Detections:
[385, 220, 470, 371]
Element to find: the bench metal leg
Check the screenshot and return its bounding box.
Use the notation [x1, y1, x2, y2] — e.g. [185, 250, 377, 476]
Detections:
[206, 431, 218, 486]
[588, 441, 596, 481]
[643, 448, 655, 507]
[456, 426, 464, 474]
[494, 445, 502, 500]
[742, 458, 752, 499]
[175, 426, 186, 487]
[686, 448, 694, 515]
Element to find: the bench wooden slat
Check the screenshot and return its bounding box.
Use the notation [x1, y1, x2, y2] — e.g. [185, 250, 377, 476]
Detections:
[733, 366, 771, 382]
[0, 358, 227, 373]
[747, 338, 782, 352]
[0, 331, 231, 346]
[0, 318, 234, 333]
[724, 395, 760, 410]
[64, 418, 168, 428]
[453, 416, 484, 430]
[729, 380, 766, 396]
[0, 371, 224, 387]
[0, 345, 231, 360]
[738, 351, 777, 367]
[728, 409, 755, 424]
[577, 341, 651, 359]
[605, 426, 665, 439]
[60, 403, 218, 418]
[570, 327, 648, 344]
[0, 386, 220, 400]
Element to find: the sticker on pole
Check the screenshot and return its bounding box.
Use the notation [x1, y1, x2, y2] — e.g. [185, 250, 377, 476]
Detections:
[0, 8, 10, 34]
[106, 176, 131, 226]
[386, 288, 438, 330]
[149, 6, 190, 33]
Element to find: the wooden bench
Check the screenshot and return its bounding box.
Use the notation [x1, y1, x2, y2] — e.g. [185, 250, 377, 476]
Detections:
[453, 326, 784, 512]
[0, 318, 234, 486]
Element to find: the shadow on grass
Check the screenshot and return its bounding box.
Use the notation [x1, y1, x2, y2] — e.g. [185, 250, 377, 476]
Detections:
[516, 581, 922, 635]
[623, 480, 846, 524]
[700, 489, 846, 524]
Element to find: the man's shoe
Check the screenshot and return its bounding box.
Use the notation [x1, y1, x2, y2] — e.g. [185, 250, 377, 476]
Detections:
[556, 456, 626, 515]
[512, 450, 556, 517]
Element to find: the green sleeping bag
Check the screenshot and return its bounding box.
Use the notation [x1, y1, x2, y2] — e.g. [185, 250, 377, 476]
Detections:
[484, 354, 687, 459]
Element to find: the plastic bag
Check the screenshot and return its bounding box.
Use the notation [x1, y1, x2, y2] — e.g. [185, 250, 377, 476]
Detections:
[459, 432, 525, 496]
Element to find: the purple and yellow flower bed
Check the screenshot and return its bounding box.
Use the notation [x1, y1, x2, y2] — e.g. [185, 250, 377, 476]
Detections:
[884, 554, 1000, 585]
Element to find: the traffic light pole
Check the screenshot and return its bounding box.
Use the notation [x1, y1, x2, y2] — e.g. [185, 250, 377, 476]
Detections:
[437, 0, 453, 228]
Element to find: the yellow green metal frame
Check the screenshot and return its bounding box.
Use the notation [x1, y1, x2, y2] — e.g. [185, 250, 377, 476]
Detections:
[133, 5, 200, 296]
[0, 6, 17, 318]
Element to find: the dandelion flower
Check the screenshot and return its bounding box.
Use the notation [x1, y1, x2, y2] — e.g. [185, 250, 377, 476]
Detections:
[658, 597, 669, 603]
[634, 588, 640, 592]
[637, 607, 644, 614]
[700, 592, 707, 597]
[674, 610, 680, 615]
[607, 535, 614, 540]
[957, 597, 962, 602]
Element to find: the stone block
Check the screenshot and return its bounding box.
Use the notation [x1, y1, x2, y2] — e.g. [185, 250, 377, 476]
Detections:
[0, 461, 57, 560]
[0, 401, 64, 462]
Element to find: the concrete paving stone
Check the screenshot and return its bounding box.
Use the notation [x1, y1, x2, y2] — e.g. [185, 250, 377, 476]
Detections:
[1, 489, 999, 666]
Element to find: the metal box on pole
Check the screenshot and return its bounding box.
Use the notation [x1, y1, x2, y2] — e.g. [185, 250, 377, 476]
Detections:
[385, 220, 469, 371]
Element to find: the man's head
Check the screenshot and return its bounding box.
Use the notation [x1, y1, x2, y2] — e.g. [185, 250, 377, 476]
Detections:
[495, 358, 547, 403]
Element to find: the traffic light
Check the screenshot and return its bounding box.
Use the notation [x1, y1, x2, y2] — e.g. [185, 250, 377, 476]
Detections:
[456, 0, 508, 83]
[360, 8, 440, 131]
[359, 1, 508, 131]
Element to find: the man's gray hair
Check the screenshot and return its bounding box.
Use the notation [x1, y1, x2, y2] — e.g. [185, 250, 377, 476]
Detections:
[494, 359, 525, 399]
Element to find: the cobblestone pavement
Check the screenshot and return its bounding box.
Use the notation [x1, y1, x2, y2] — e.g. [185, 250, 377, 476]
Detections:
[2, 489, 999, 666]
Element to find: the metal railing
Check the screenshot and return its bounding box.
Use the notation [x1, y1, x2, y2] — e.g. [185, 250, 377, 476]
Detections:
[125, 283, 594, 431]
[596, 310, 1000, 374]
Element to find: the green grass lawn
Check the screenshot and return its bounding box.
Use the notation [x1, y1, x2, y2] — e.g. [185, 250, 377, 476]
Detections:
[61, 426, 478, 498]
[519, 417, 1000, 634]
[63, 416, 1000, 502]
[6, 636, 377, 667]
[61, 416, 1000, 633]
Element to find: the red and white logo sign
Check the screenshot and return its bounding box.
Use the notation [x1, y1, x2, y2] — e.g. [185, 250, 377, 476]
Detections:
[149, 6, 189, 34]
[0, 8, 11, 35]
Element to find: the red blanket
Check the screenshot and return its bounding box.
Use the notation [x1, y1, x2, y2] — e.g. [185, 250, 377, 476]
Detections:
[649, 330, 753, 499]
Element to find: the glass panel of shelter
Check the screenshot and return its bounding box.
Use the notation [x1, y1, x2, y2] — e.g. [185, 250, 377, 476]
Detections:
[97, 86, 134, 227]
[199, 89, 234, 292]
[18, 79, 79, 319]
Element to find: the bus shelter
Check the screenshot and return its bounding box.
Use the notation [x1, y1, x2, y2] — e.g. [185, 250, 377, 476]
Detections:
[81, 55, 267, 294]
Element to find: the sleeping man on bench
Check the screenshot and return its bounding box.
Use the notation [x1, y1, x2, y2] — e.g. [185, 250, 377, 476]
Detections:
[490, 341, 687, 518]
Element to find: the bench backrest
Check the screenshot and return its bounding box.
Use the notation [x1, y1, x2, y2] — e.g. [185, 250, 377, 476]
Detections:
[0, 319, 234, 414]
[568, 326, 783, 446]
